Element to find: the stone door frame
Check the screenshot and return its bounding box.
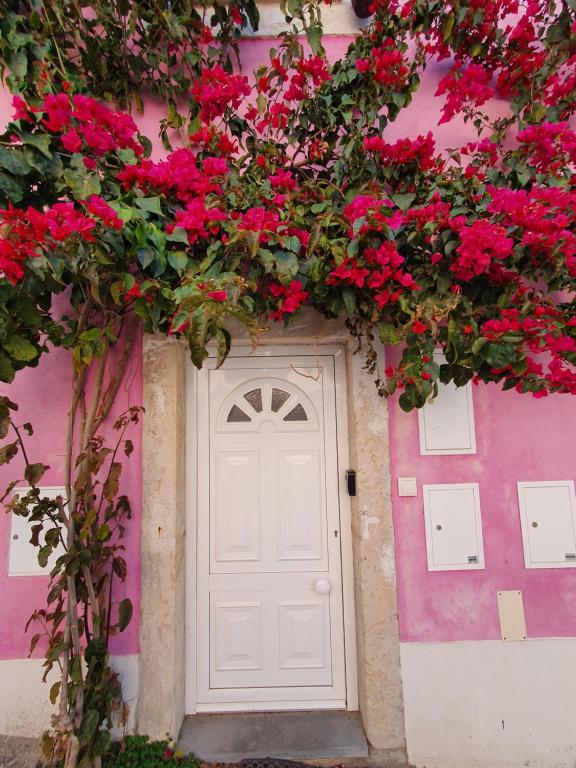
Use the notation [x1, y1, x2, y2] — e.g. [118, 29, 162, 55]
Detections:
[136, 313, 407, 765]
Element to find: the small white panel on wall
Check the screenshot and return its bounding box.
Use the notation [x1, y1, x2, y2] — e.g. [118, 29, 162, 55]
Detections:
[423, 483, 485, 571]
[8, 487, 66, 577]
[418, 353, 476, 455]
[517, 481, 576, 568]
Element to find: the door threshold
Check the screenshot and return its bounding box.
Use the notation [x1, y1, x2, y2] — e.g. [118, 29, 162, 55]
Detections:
[177, 710, 369, 763]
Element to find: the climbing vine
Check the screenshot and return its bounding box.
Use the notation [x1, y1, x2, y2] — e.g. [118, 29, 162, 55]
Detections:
[0, 1, 575, 765]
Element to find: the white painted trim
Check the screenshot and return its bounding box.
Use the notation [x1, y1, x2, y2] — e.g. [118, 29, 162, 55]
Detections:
[185, 366, 199, 715]
[332, 346, 359, 712]
[245, 0, 370, 37]
[196, 699, 346, 713]
[184, 343, 358, 714]
[517, 480, 576, 569]
[422, 483, 485, 571]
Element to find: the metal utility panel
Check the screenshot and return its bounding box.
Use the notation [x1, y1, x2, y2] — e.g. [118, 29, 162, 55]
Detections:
[517, 481, 576, 569]
[423, 483, 485, 571]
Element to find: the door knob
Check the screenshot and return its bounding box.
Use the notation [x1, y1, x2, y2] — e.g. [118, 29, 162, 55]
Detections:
[314, 578, 331, 595]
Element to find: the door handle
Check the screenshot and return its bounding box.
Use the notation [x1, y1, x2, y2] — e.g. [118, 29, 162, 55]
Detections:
[314, 578, 331, 595]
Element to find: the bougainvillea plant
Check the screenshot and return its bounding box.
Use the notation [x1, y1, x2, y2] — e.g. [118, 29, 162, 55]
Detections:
[0, 0, 575, 766]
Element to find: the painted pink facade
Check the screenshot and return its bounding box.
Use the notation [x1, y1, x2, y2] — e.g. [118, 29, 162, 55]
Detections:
[389, 378, 576, 642]
[0, 346, 143, 659]
[1, 34, 575, 661]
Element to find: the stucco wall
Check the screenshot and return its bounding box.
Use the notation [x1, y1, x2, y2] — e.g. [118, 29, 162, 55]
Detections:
[389, 380, 576, 642]
[0, 345, 142, 660]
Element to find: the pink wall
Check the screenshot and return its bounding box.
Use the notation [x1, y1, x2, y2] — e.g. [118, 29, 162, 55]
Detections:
[0, 342, 143, 659]
[0, 33, 574, 660]
[389, 377, 576, 643]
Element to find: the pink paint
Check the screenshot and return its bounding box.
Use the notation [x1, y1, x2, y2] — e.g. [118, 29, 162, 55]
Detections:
[0, 342, 142, 659]
[0, 33, 574, 661]
[388, 372, 576, 642]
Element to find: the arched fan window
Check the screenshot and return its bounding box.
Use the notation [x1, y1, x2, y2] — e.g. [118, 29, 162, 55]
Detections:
[225, 384, 310, 424]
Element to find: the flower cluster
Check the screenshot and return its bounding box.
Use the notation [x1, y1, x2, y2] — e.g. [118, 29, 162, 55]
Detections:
[355, 40, 409, 89]
[117, 148, 227, 202]
[269, 280, 309, 320]
[516, 122, 576, 175]
[364, 132, 443, 172]
[0, 200, 113, 283]
[450, 220, 514, 281]
[435, 64, 494, 124]
[190, 66, 251, 122]
[14, 93, 143, 159]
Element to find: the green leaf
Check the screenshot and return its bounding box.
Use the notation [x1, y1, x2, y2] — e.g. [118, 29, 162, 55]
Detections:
[103, 462, 122, 501]
[62, 169, 101, 199]
[38, 544, 51, 568]
[378, 322, 401, 344]
[528, 102, 547, 122]
[485, 342, 517, 368]
[8, 50, 27, 79]
[137, 247, 155, 269]
[215, 327, 231, 369]
[49, 681, 61, 706]
[0, 441, 18, 466]
[305, 24, 324, 55]
[3, 336, 38, 362]
[0, 172, 23, 203]
[392, 193, 416, 211]
[24, 463, 48, 486]
[398, 391, 415, 412]
[342, 287, 356, 317]
[167, 251, 189, 274]
[273, 250, 299, 280]
[135, 196, 163, 216]
[97, 523, 111, 541]
[0, 147, 29, 176]
[118, 598, 133, 632]
[188, 307, 210, 368]
[0, 353, 15, 383]
[79, 709, 100, 746]
[21, 133, 52, 158]
[23, 148, 63, 180]
[165, 227, 189, 244]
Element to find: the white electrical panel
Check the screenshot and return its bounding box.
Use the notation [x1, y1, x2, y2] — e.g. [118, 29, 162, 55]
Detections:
[517, 481, 576, 569]
[423, 483, 485, 571]
[8, 487, 66, 577]
[418, 352, 476, 455]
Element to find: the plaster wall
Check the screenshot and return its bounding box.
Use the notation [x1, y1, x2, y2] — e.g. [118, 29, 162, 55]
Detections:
[0, 655, 139, 737]
[400, 639, 576, 768]
[388, 378, 576, 643]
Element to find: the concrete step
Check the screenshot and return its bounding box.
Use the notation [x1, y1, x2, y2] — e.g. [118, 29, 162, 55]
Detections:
[177, 710, 369, 763]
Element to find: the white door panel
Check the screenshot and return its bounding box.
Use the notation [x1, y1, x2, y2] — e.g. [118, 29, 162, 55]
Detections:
[197, 356, 346, 707]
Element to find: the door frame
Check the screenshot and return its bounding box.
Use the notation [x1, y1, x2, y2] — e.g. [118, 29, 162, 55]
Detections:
[185, 343, 358, 714]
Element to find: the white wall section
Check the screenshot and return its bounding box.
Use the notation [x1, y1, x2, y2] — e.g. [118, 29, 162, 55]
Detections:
[401, 639, 576, 768]
[0, 655, 139, 737]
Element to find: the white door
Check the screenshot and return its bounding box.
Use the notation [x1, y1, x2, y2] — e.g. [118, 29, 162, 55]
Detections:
[196, 354, 347, 708]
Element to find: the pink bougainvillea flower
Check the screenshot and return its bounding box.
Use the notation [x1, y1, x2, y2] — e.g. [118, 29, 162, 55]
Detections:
[206, 290, 227, 302]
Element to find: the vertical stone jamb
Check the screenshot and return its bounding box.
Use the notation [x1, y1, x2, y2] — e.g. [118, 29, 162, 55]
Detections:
[137, 336, 187, 738]
[346, 345, 407, 765]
